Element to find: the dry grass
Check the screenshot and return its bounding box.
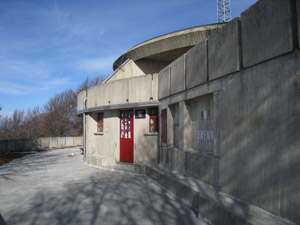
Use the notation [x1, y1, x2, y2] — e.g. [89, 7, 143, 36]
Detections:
[0, 152, 35, 166]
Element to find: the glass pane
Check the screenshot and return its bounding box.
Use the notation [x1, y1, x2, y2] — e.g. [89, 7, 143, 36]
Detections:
[121, 131, 124, 138]
[128, 131, 131, 139]
[150, 118, 154, 124]
[125, 132, 127, 138]
[150, 125, 154, 132]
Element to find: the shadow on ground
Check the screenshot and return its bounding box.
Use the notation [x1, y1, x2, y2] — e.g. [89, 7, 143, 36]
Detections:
[5, 169, 203, 225]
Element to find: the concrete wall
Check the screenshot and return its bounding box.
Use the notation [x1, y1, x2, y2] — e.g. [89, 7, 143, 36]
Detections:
[0, 137, 83, 154]
[77, 90, 87, 111]
[105, 59, 145, 83]
[78, 73, 158, 112]
[157, 0, 300, 223]
[85, 110, 119, 164]
[135, 59, 170, 74]
[241, 0, 296, 68]
[85, 108, 158, 166]
[186, 41, 207, 89]
[133, 108, 158, 164]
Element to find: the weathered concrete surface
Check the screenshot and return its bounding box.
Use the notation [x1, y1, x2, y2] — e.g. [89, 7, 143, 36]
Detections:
[158, 66, 170, 99]
[65, 137, 74, 146]
[0, 147, 208, 225]
[85, 73, 157, 110]
[139, 164, 297, 225]
[170, 55, 185, 95]
[241, 0, 295, 68]
[186, 41, 207, 89]
[113, 23, 225, 71]
[77, 90, 87, 111]
[208, 18, 241, 81]
[297, 0, 300, 48]
[219, 50, 300, 224]
[129, 75, 152, 103]
[106, 59, 145, 83]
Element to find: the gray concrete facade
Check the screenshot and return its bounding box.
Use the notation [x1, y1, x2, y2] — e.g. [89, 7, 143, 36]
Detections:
[156, 0, 300, 224]
[241, 0, 296, 68]
[186, 41, 207, 89]
[208, 18, 241, 80]
[297, 0, 300, 47]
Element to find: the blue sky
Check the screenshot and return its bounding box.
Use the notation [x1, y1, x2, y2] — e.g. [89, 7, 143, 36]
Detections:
[0, 0, 258, 116]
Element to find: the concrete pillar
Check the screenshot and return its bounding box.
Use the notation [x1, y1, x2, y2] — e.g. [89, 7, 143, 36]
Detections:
[179, 101, 192, 150]
[167, 106, 174, 146]
[213, 91, 221, 187]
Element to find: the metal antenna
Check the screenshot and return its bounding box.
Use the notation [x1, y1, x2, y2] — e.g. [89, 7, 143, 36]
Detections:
[217, 0, 232, 23]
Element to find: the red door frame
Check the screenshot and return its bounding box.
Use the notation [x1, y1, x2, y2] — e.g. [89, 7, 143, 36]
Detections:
[120, 110, 134, 163]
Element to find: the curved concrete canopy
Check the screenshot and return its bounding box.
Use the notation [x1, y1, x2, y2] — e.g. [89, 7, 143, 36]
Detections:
[113, 23, 225, 71]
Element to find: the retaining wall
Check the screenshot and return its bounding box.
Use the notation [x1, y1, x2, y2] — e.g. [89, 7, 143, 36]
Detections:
[0, 136, 83, 154]
[158, 0, 300, 224]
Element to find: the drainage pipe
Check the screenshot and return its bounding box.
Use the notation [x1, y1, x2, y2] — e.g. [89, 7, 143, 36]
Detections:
[83, 97, 88, 161]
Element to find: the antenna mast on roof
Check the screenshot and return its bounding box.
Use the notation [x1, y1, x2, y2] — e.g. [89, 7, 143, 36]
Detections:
[217, 0, 232, 23]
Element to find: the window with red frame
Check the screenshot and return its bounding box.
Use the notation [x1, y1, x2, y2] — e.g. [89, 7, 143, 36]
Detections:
[161, 109, 167, 143]
[149, 108, 158, 133]
[97, 113, 103, 132]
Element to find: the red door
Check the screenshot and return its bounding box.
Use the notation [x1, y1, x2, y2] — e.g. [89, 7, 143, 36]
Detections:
[120, 110, 134, 163]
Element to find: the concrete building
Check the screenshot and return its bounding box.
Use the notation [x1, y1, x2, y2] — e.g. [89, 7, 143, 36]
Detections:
[78, 0, 300, 224]
[77, 23, 224, 166]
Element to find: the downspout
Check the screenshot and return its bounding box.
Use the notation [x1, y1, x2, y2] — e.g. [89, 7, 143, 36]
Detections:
[83, 97, 88, 161]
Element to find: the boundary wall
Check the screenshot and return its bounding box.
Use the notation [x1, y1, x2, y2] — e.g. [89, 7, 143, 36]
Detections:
[0, 136, 83, 154]
[158, 0, 300, 224]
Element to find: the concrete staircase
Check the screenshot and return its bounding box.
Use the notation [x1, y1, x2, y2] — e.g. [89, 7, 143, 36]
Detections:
[135, 164, 297, 225]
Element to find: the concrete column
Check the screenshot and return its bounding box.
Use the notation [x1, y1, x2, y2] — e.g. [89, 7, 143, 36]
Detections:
[213, 91, 221, 157]
[213, 91, 221, 187]
[179, 101, 192, 150]
[167, 106, 174, 146]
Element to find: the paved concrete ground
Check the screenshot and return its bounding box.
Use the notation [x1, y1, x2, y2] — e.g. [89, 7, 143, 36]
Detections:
[0, 147, 208, 225]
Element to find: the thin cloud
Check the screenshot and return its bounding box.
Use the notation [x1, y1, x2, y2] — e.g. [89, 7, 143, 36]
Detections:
[77, 56, 117, 73]
[37, 77, 72, 90]
[0, 77, 72, 96]
[0, 59, 52, 79]
[0, 81, 31, 95]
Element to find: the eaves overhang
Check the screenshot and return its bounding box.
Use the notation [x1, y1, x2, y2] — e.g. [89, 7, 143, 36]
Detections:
[113, 23, 225, 70]
[77, 101, 160, 115]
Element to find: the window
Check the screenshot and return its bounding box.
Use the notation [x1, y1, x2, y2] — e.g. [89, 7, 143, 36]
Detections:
[149, 108, 158, 133]
[161, 109, 167, 143]
[97, 113, 103, 132]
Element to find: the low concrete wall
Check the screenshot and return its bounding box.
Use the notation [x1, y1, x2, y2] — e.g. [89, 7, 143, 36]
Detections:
[0, 136, 83, 154]
[78, 73, 158, 112]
